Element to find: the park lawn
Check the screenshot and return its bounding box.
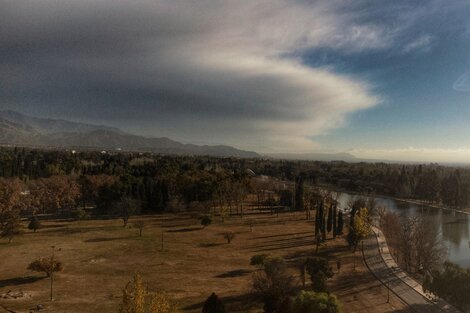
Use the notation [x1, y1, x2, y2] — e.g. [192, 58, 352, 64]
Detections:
[0, 211, 410, 313]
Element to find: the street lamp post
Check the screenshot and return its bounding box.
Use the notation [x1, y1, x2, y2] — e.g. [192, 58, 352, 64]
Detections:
[50, 246, 60, 301]
[50, 246, 55, 301]
[387, 280, 390, 303]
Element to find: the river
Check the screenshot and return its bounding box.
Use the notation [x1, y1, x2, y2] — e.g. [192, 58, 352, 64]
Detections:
[336, 193, 470, 267]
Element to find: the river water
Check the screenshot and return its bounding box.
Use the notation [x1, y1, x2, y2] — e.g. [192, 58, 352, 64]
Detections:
[336, 193, 470, 267]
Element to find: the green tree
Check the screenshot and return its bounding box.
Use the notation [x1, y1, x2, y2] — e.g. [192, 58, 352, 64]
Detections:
[250, 254, 269, 268]
[423, 261, 470, 311]
[0, 210, 23, 243]
[28, 216, 42, 232]
[347, 208, 371, 252]
[252, 257, 296, 313]
[305, 257, 334, 292]
[75, 208, 91, 222]
[337, 211, 344, 234]
[327, 204, 333, 234]
[289, 291, 341, 313]
[294, 175, 304, 211]
[279, 189, 293, 208]
[199, 215, 212, 228]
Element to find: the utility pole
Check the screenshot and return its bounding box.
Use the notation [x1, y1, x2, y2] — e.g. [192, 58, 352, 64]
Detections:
[50, 246, 56, 301]
[387, 280, 390, 303]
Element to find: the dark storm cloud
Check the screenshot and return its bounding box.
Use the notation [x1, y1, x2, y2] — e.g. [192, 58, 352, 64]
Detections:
[0, 0, 396, 151]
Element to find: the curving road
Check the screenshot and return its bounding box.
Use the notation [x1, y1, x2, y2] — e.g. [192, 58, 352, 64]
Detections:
[362, 227, 461, 313]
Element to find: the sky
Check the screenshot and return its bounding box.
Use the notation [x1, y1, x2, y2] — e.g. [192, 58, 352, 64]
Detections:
[1, 0, 470, 162]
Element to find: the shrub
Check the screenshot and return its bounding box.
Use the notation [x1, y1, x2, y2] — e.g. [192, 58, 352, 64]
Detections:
[289, 291, 341, 313]
[28, 216, 42, 232]
[305, 257, 334, 292]
[252, 257, 296, 313]
[199, 215, 212, 228]
[250, 254, 269, 268]
[75, 208, 91, 222]
[222, 232, 235, 244]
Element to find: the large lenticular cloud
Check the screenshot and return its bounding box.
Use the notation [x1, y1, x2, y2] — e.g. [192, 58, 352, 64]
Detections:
[0, 0, 383, 152]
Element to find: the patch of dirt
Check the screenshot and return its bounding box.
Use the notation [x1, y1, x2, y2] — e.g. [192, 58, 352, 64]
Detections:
[0, 289, 32, 300]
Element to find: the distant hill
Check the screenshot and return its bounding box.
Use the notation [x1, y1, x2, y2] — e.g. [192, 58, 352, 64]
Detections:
[0, 111, 259, 158]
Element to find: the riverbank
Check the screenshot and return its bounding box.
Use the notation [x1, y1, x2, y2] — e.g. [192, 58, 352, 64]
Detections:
[321, 184, 470, 216]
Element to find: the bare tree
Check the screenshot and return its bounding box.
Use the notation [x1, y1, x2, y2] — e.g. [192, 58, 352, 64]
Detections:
[380, 209, 446, 275]
[133, 220, 145, 237]
[222, 231, 235, 244]
[413, 216, 446, 274]
[115, 197, 140, 227]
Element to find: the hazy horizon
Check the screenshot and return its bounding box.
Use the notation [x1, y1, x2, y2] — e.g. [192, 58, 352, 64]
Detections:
[2, 1, 470, 162]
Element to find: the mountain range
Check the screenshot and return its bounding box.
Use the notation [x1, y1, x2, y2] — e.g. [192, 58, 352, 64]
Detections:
[0, 110, 259, 158]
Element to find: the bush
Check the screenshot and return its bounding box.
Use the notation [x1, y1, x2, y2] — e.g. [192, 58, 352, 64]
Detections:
[222, 232, 235, 244]
[252, 257, 296, 313]
[75, 208, 91, 222]
[120, 273, 179, 313]
[250, 254, 269, 268]
[289, 291, 341, 313]
[202, 292, 226, 313]
[199, 215, 212, 228]
[305, 257, 334, 292]
[28, 216, 42, 232]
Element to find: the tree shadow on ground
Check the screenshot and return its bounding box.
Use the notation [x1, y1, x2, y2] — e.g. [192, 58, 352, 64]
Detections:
[0, 276, 44, 288]
[252, 231, 313, 240]
[40, 225, 123, 235]
[183, 292, 258, 312]
[248, 234, 315, 252]
[166, 226, 202, 233]
[84, 236, 130, 243]
[199, 243, 223, 248]
[215, 269, 252, 278]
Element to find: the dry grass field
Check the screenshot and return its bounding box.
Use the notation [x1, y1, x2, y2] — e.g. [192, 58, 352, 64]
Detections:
[0, 211, 411, 313]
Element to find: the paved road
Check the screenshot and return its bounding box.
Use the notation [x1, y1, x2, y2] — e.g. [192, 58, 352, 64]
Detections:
[362, 229, 461, 313]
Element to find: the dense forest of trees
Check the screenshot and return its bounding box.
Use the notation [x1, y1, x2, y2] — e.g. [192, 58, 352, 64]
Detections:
[0, 147, 468, 218]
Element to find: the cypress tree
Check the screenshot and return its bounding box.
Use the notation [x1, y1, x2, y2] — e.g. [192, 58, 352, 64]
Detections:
[315, 201, 322, 236]
[327, 204, 333, 233]
[202, 292, 226, 313]
[337, 211, 344, 234]
[332, 204, 337, 238]
[322, 213, 327, 241]
[294, 175, 304, 211]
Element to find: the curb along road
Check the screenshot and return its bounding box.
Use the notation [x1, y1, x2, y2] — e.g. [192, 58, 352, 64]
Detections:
[362, 226, 462, 313]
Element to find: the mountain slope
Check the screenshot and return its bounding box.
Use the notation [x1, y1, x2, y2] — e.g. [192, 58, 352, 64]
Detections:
[0, 111, 259, 158]
[0, 110, 122, 134]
